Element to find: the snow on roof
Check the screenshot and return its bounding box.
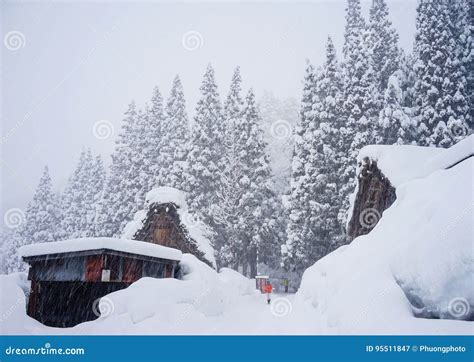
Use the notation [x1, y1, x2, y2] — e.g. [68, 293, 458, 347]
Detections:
[145, 186, 187, 209]
[123, 187, 217, 268]
[19, 237, 183, 261]
[357, 135, 473, 187]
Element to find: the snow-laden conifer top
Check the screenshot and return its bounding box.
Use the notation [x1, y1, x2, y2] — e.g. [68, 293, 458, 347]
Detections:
[19, 237, 183, 261]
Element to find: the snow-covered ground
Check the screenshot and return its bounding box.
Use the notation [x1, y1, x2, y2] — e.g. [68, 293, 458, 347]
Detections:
[1, 140, 472, 335]
[0, 256, 313, 335]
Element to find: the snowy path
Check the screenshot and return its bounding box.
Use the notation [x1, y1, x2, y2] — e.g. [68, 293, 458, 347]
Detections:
[198, 292, 326, 335]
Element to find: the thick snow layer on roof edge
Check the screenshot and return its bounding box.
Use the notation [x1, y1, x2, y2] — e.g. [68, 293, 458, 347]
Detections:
[19, 237, 182, 262]
[145, 186, 187, 209]
[357, 135, 473, 187]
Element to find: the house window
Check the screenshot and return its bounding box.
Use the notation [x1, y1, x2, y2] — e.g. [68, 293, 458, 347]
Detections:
[143, 261, 165, 278]
[103, 255, 121, 281]
[122, 258, 143, 283]
[85, 256, 102, 282]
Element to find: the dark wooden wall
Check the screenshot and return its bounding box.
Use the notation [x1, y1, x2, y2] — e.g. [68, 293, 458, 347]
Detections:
[28, 280, 128, 327]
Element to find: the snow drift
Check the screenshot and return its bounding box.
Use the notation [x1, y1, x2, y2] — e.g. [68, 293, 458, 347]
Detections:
[297, 136, 473, 334]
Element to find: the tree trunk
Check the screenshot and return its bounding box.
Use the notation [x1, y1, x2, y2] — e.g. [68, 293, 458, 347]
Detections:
[249, 247, 257, 278]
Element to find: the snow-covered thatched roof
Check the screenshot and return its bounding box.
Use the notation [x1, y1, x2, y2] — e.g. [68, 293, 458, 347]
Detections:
[122, 187, 216, 268]
[357, 135, 473, 188]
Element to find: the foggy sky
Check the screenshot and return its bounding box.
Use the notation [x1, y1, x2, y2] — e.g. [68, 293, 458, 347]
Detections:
[1, 0, 417, 217]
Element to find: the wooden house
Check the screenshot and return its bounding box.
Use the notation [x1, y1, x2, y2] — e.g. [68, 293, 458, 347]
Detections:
[347, 137, 473, 240]
[124, 187, 215, 268]
[20, 238, 182, 327]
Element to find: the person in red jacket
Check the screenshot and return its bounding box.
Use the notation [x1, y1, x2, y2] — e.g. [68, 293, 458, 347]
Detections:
[264, 282, 273, 304]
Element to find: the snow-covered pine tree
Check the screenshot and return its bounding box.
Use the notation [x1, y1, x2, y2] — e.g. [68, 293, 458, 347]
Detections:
[368, 0, 400, 102]
[212, 67, 245, 269]
[446, 0, 472, 136]
[62, 150, 106, 238]
[23, 166, 61, 244]
[396, 51, 418, 110]
[95, 102, 142, 237]
[313, 37, 346, 251]
[158, 75, 190, 190]
[316, 37, 344, 148]
[131, 107, 155, 202]
[413, 0, 471, 147]
[339, 0, 378, 226]
[290, 61, 316, 187]
[88, 154, 106, 237]
[283, 62, 319, 272]
[144, 87, 166, 191]
[454, 0, 473, 130]
[284, 39, 347, 274]
[377, 75, 417, 145]
[258, 91, 298, 193]
[184, 64, 224, 228]
[1, 226, 25, 273]
[61, 149, 89, 238]
[342, 0, 366, 62]
[413, 0, 437, 146]
[236, 89, 280, 277]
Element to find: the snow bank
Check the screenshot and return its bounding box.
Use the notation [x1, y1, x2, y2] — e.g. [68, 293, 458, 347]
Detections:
[297, 147, 473, 333]
[122, 187, 216, 268]
[0, 273, 42, 334]
[19, 237, 182, 261]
